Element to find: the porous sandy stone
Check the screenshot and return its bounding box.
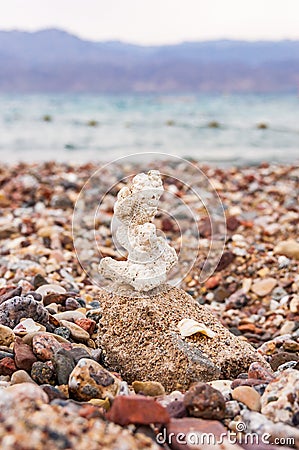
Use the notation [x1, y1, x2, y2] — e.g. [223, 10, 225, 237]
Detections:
[97, 286, 269, 392]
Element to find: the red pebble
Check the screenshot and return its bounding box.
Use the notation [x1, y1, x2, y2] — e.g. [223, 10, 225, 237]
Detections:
[205, 275, 221, 290]
[14, 337, 37, 371]
[74, 318, 96, 335]
[0, 357, 17, 376]
[107, 395, 170, 426]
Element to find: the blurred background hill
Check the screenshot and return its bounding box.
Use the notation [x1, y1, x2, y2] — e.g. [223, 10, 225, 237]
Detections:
[1, 28, 299, 93]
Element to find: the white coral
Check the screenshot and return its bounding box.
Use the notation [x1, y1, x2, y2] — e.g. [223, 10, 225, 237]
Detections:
[99, 170, 178, 292]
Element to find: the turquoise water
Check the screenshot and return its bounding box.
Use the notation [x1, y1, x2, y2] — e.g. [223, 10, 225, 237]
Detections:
[0, 93, 298, 164]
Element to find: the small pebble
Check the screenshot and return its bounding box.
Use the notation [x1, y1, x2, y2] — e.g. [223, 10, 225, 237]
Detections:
[232, 385, 261, 411]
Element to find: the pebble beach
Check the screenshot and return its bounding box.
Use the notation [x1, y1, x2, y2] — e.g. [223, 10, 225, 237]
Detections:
[0, 160, 298, 449]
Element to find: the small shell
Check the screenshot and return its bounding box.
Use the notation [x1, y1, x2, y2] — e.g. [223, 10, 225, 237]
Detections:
[36, 284, 66, 296]
[178, 318, 216, 338]
[13, 318, 43, 335]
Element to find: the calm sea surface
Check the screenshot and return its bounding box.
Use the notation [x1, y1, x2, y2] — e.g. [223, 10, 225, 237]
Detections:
[0, 93, 298, 165]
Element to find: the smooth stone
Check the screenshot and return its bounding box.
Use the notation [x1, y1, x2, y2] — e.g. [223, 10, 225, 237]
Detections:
[107, 395, 170, 426]
[97, 287, 269, 392]
[68, 358, 121, 401]
[23, 331, 71, 347]
[65, 298, 81, 310]
[88, 397, 110, 410]
[32, 333, 62, 361]
[0, 324, 15, 346]
[232, 385, 261, 411]
[0, 286, 22, 304]
[31, 361, 57, 385]
[0, 296, 49, 328]
[52, 348, 75, 385]
[4, 382, 49, 404]
[207, 379, 232, 395]
[261, 368, 299, 425]
[14, 336, 38, 371]
[54, 311, 85, 321]
[60, 320, 90, 341]
[183, 382, 226, 420]
[251, 278, 277, 297]
[11, 369, 36, 385]
[289, 295, 299, 313]
[43, 293, 69, 306]
[270, 351, 299, 371]
[274, 239, 299, 260]
[0, 351, 14, 360]
[33, 274, 48, 289]
[36, 284, 66, 297]
[132, 380, 165, 396]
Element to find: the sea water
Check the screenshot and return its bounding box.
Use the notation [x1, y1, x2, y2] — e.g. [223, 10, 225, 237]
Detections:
[0, 93, 298, 165]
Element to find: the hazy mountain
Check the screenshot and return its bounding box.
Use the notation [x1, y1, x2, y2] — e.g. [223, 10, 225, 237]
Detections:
[0, 28, 299, 93]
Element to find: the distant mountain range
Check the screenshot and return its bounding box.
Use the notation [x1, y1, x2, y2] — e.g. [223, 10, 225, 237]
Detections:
[0, 29, 299, 93]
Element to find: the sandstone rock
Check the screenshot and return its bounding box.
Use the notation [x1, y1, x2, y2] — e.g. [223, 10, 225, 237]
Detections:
[97, 286, 269, 392]
[107, 395, 170, 425]
[68, 358, 121, 401]
[0, 324, 15, 346]
[183, 382, 226, 419]
[232, 386, 261, 411]
[261, 368, 299, 425]
[14, 336, 38, 371]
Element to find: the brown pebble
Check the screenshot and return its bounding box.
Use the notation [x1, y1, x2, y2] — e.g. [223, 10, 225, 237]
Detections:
[183, 382, 226, 420]
[232, 385, 261, 411]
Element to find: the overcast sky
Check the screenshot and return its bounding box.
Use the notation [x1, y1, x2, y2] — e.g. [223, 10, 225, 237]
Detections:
[1, 0, 299, 44]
